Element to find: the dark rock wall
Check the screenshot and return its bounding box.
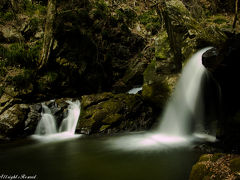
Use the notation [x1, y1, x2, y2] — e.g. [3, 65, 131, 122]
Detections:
[203, 34, 240, 151]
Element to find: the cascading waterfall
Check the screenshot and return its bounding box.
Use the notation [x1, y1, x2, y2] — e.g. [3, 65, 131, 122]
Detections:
[33, 100, 81, 140]
[128, 87, 143, 94]
[109, 48, 215, 151]
[35, 103, 58, 135]
[59, 100, 81, 135]
[158, 48, 208, 136]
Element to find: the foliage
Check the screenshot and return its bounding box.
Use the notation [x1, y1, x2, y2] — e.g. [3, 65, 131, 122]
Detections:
[29, 17, 40, 33]
[0, 57, 7, 77]
[0, 41, 42, 68]
[115, 8, 137, 27]
[139, 10, 161, 34]
[0, 11, 15, 22]
[92, 0, 110, 19]
[0, 86, 4, 97]
[22, 0, 47, 16]
[8, 69, 35, 89]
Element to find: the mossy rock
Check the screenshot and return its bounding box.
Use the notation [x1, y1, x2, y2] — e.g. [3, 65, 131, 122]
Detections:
[199, 154, 212, 162]
[211, 153, 225, 162]
[230, 157, 240, 172]
[142, 82, 170, 110]
[77, 92, 153, 135]
[0, 104, 29, 137]
[189, 162, 211, 180]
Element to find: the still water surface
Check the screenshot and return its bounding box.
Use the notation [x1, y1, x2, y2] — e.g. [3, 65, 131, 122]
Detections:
[0, 134, 200, 180]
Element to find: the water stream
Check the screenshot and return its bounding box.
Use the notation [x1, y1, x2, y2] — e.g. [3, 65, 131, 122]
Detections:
[0, 48, 217, 180]
[108, 47, 215, 151]
[35, 103, 58, 135]
[128, 86, 143, 94]
[33, 100, 81, 142]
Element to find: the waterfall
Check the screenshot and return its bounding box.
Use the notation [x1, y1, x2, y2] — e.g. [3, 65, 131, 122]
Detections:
[59, 100, 81, 134]
[158, 48, 209, 136]
[35, 103, 58, 135]
[128, 87, 143, 94]
[108, 48, 216, 151]
[33, 100, 81, 139]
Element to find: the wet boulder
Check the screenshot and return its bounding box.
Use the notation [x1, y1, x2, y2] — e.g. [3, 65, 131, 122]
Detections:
[76, 92, 153, 135]
[24, 104, 42, 135]
[45, 98, 71, 127]
[0, 104, 29, 138]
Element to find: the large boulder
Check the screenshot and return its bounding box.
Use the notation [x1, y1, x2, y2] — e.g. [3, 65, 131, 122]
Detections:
[189, 153, 240, 180]
[142, 59, 178, 111]
[0, 104, 29, 137]
[24, 103, 42, 135]
[76, 92, 153, 135]
[202, 34, 240, 151]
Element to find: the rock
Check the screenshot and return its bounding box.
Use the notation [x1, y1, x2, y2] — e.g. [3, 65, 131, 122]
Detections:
[141, 59, 178, 111]
[113, 55, 149, 93]
[46, 98, 70, 127]
[0, 24, 24, 43]
[0, 94, 15, 115]
[23, 98, 77, 135]
[24, 104, 42, 135]
[202, 47, 219, 72]
[0, 104, 29, 137]
[189, 153, 240, 180]
[76, 92, 153, 135]
[202, 34, 240, 151]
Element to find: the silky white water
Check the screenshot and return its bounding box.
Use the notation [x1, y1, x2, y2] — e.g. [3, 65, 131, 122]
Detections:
[33, 100, 81, 141]
[158, 48, 208, 136]
[109, 48, 215, 151]
[59, 100, 81, 134]
[35, 103, 57, 135]
[128, 87, 142, 94]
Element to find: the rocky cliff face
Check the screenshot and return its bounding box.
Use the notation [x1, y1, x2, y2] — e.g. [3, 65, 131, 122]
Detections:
[202, 34, 240, 152]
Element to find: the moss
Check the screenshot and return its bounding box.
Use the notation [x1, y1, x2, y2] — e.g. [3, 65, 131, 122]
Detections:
[138, 10, 161, 34]
[143, 60, 156, 83]
[81, 92, 113, 109]
[199, 153, 225, 163]
[142, 80, 170, 109]
[0, 11, 15, 22]
[0, 41, 42, 68]
[189, 162, 211, 180]
[213, 18, 227, 24]
[230, 157, 240, 172]
[100, 100, 122, 114]
[92, 110, 108, 122]
[37, 71, 58, 91]
[99, 125, 110, 132]
[92, 0, 109, 20]
[0, 86, 4, 97]
[8, 69, 35, 90]
[115, 8, 137, 27]
[155, 32, 170, 60]
[21, 0, 46, 16]
[29, 17, 40, 33]
[102, 114, 122, 124]
[211, 153, 225, 162]
[199, 154, 212, 162]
